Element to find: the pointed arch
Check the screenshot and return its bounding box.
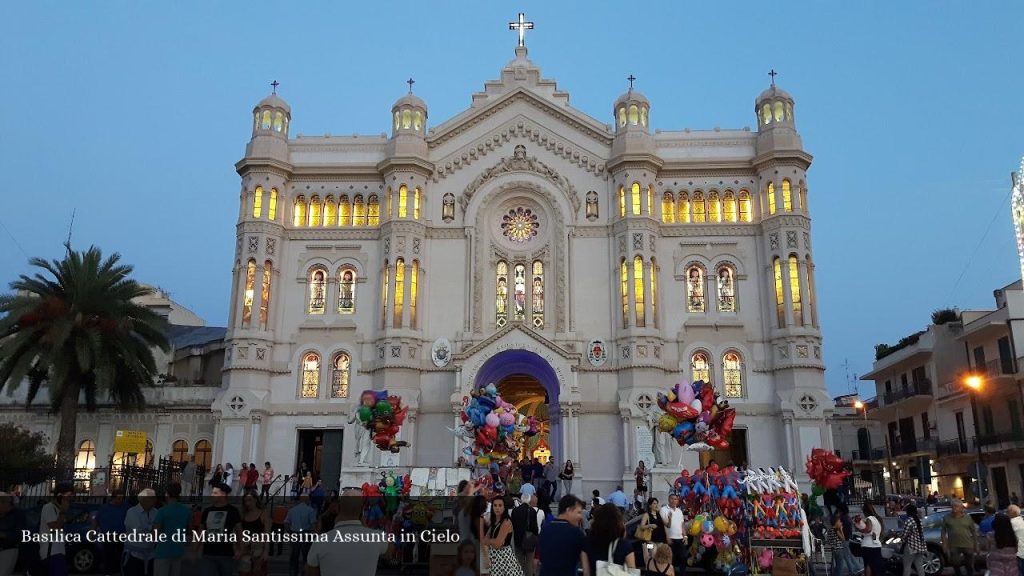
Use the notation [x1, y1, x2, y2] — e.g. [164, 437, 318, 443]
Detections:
[723, 351, 744, 398]
[799, 182, 808, 213]
[806, 255, 817, 327]
[386, 188, 393, 219]
[650, 258, 659, 329]
[723, 191, 737, 223]
[331, 352, 351, 398]
[738, 190, 752, 222]
[646, 185, 654, 216]
[307, 195, 321, 227]
[381, 259, 389, 329]
[414, 187, 422, 220]
[300, 351, 321, 398]
[531, 260, 544, 329]
[293, 196, 307, 227]
[677, 192, 690, 223]
[252, 186, 263, 218]
[633, 255, 645, 327]
[338, 267, 356, 314]
[662, 192, 675, 223]
[513, 263, 527, 321]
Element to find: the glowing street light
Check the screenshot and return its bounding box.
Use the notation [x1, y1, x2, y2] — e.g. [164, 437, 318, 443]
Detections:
[964, 374, 984, 391]
[962, 373, 988, 503]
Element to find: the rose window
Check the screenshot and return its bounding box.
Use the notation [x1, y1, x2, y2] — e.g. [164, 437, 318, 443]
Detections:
[501, 207, 539, 243]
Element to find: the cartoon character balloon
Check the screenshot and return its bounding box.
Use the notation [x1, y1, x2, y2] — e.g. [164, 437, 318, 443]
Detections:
[657, 381, 736, 451]
[805, 447, 851, 490]
[358, 390, 410, 452]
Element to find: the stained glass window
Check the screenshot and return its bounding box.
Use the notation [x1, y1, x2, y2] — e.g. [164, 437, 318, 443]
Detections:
[618, 186, 626, 217]
[496, 261, 508, 328]
[677, 193, 690, 223]
[717, 266, 736, 312]
[767, 183, 776, 215]
[738, 191, 752, 222]
[789, 255, 803, 325]
[339, 195, 351, 226]
[723, 352, 743, 398]
[773, 257, 785, 327]
[324, 196, 337, 226]
[293, 196, 306, 227]
[398, 185, 408, 218]
[194, 440, 212, 471]
[386, 188, 393, 219]
[261, 110, 272, 130]
[782, 179, 793, 212]
[662, 192, 675, 223]
[762, 103, 772, 125]
[692, 192, 706, 223]
[686, 265, 705, 313]
[368, 195, 380, 226]
[708, 192, 721, 223]
[242, 259, 256, 326]
[171, 440, 189, 464]
[76, 440, 96, 470]
[268, 188, 278, 221]
[532, 261, 544, 328]
[332, 353, 350, 398]
[513, 264, 527, 321]
[691, 352, 711, 384]
[799, 184, 807, 212]
[501, 208, 539, 243]
[650, 259, 658, 329]
[620, 259, 629, 327]
[308, 270, 326, 314]
[414, 188, 421, 220]
[253, 186, 263, 218]
[633, 256, 645, 327]
[260, 260, 272, 330]
[353, 195, 366, 226]
[646, 185, 653, 216]
[410, 260, 419, 329]
[394, 259, 405, 328]
[301, 352, 320, 398]
[309, 195, 322, 227]
[381, 260, 389, 328]
[723, 192, 737, 223]
[631, 183, 642, 215]
[338, 269, 355, 314]
[273, 112, 284, 132]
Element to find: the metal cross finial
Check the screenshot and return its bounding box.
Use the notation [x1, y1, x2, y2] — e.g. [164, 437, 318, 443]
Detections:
[627, 75, 636, 91]
[406, 78, 415, 93]
[509, 12, 534, 47]
[270, 80, 279, 94]
[768, 69, 777, 86]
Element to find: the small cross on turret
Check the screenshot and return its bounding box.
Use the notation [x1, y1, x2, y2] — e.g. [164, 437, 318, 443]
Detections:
[270, 80, 279, 94]
[768, 69, 777, 86]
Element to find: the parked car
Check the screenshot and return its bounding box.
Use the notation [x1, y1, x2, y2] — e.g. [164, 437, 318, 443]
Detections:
[881, 508, 985, 575]
[15, 501, 102, 574]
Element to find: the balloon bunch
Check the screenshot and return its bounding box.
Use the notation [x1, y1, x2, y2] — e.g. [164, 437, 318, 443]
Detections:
[453, 383, 537, 465]
[805, 448, 850, 490]
[675, 464, 748, 574]
[745, 467, 804, 540]
[357, 390, 410, 453]
[361, 471, 411, 517]
[656, 380, 736, 451]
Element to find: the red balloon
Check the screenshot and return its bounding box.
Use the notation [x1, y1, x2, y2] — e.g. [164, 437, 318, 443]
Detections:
[711, 407, 736, 437]
[666, 402, 699, 420]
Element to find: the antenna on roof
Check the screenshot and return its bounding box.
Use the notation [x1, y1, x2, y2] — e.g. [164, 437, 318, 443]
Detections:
[64, 208, 76, 255]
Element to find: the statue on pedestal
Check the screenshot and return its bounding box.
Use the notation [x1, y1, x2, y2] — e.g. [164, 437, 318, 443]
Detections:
[646, 407, 667, 466]
[347, 411, 372, 467]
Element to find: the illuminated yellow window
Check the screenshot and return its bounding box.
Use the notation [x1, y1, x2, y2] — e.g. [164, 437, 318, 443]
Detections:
[259, 260, 272, 330]
[686, 265, 705, 313]
[354, 195, 366, 226]
[767, 183, 776, 215]
[252, 186, 263, 218]
[381, 260, 389, 328]
[401, 109, 411, 129]
[650, 259, 658, 329]
[773, 257, 785, 328]
[708, 192, 721, 223]
[386, 188, 393, 219]
[496, 261, 509, 328]
[273, 112, 283, 132]
[393, 259, 405, 328]
[331, 353, 350, 399]
[629, 105, 639, 125]
[410, 260, 419, 329]
[531, 260, 544, 328]
[723, 352, 743, 398]
[293, 196, 307, 227]
[309, 195, 322, 227]
[242, 259, 256, 327]
[799, 184, 807, 212]
[805, 257, 817, 326]
[338, 268, 355, 314]
[76, 440, 96, 470]
[774, 101, 785, 122]
[662, 193, 675, 223]
[723, 192, 737, 222]
[631, 183, 641, 215]
[300, 352, 320, 398]
[414, 187, 421, 219]
[268, 188, 278, 221]
[717, 265, 736, 312]
[309, 269, 326, 314]
[677, 193, 690, 223]
[398, 185, 408, 218]
[618, 107, 627, 128]
[739, 191, 752, 222]
[620, 259, 629, 328]
[789, 255, 802, 325]
[692, 192, 706, 223]
[513, 264, 526, 321]
[394, 112, 401, 131]
[339, 195, 351, 226]
[762, 104, 772, 125]
[368, 195, 380, 226]
[618, 186, 626, 217]
[324, 196, 337, 226]
[634, 256, 645, 327]
[646, 185, 653, 216]
[414, 111, 422, 131]
[691, 352, 711, 384]
[782, 180, 793, 212]
[261, 110, 272, 130]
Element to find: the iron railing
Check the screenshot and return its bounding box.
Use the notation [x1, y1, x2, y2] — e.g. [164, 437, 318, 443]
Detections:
[882, 380, 933, 405]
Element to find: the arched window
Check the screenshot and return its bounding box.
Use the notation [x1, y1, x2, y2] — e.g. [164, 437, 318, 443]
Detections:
[513, 264, 527, 321]
[353, 195, 366, 226]
[273, 112, 284, 132]
[773, 257, 785, 328]
[782, 180, 793, 212]
[761, 103, 772, 125]
[261, 110, 272, 130]
[144, 440, 154, 467]
[686, 265, 706, 313]
[646, 185, 654, 217]
[799, 184, 807, 213]
[805, 256, 817, 327]
[692, 192, 706, 223]
[641, 107, 648, 127]
[723, 352, 743, 398]
[723, 192, 737, 223]
[618, 107, 627, 128]
[112, 451, 131, 467]
[171, 440, 189, 464]
[620, 258, 629, 328]
[414, 110, 423, 131]
[677, 192, 690, 223]
[331, 353, 350, 398]
[414, 187, 422, 220]
[717, 265, 737, 312]
[774, 101, 785, 122]
[260, 260, 272, 330]
[398, 185, 409, 218]
[339, 195, 352, 226]
[76, 440, 96, 470]
[650, 259, 658, 329]
[386, 188, 393, 219]
[324, 196, 337, 226]
[241, 259, 256, 327]
[618, 186, 626, 217]
[309, 269, 326, 314]
[767, 183, 776, 215]
[738, 191, 752, 222]
[401, 109, 411, 129]
[495, 261, 509, 327]
[381, 260, 389, 328]
[293, 196, 307, 227]
[691, 351, 711, 384]
[268, 188, 278, 221]
[308, 195, 322, 227]
[253, 186, 263, 218]
[631, 183, 642, 215]
[194, 440, 212, 471]
[410, 260, 419, 329]
[393, 259, 405, 328]
[708, 192, 721, 223]
[633, 256, 645, 327]
[662, 192, 675, 223]
[789, 255, 803, 325]
[338, 268, 355, 314]
[394, 111, 401, 131]
[532, 261, 544, 329]
[628, 105, 639, 125]
[368, 194, 380, 226]
[301, 352, 321, 398]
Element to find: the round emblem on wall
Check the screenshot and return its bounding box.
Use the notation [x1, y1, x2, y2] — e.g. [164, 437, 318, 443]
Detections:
[431, 338, 452, 368]
[587, 339, 607, 367]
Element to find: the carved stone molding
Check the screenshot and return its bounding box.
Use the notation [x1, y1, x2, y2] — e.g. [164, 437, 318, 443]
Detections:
[460, 147, 581, 216]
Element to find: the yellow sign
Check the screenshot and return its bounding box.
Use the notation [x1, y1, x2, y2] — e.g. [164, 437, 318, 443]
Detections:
[113, 430, 147, 454]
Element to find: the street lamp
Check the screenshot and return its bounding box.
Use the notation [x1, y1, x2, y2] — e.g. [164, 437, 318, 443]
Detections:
[853, 400, 876, 493]
[962, 373, 988, 504]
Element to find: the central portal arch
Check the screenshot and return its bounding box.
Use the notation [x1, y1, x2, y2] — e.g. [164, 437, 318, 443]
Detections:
[474, 349, 561, 465]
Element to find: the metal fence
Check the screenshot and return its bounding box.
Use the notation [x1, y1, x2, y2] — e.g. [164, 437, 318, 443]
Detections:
[0, 456, 205, 499]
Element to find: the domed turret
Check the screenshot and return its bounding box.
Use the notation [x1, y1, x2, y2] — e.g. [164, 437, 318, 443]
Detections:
[613, 76, 650, 133]
[391, 79, 428, 138]
[252, 81, 291, 138]
[755, 71, 802, 153]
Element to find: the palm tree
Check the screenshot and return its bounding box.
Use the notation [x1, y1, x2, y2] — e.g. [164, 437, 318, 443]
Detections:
[0, 245, 169, 478]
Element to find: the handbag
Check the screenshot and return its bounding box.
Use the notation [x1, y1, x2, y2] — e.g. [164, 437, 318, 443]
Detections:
[635, 524, 654, 542]
[596, 539, 641, 576]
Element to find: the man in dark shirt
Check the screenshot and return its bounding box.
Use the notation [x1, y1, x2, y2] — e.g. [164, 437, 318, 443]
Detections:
[195, 483, 241, 576]
[0, 492, 25, 575]
[538, 494, 590, 576]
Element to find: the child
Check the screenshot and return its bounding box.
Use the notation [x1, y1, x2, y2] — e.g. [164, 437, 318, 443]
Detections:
[452, 541, 478, 576]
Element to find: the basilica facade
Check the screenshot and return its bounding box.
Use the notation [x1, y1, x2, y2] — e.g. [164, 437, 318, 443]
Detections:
[214, 39, 833, 492]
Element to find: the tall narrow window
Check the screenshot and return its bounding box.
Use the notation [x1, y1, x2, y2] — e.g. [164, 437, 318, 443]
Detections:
[381, 260, 389, 328]
[789, 255, 802, 325]
[398, 185, 409, 218]
[738, 191, 752, 222]
[308, 195, 322, 227]
[260, 260, 272, 330]
[692, 192, 706, 223]
[717, 265, 736, 312]
[368, 195, 380, 226]
[723, 352, 743, 398]
[782, 180, 793, 212]
[410, 260, 419, 329]
[300, 352, 320, 398]
[194, 440, 212, 471]
[414, 187, 421, 219]
[723, 192, 737, 222]
[691, 352, 711, 384]
[268, 189, 278, 221]
[773, 257, 785, 327]
[618, 186, 626, 217]
[338, 269, 355, 314]
[513, 264, 527, 321]
[686, 265, 706, 313]
[171, 440, 188, 464]
[799, 184, 807, 213]
[646, 185, 653, 216]
[242, 259, 256, 327]
[620, 259, 629, 327]
[293, 196, 307, 227]
[386, 188, 393, 219]
[708, 192, 721, 223]
[309, 269, 326, 314]
[531, 261, 544, 329]
[496, 261, 509, 328]
[677, 193, 690, 223]
[631, 183, 642, 215]
[633, 256, 645, 327]
[76, 440, 96, 470]
[331, 353, 350, 398]
[324, 196, 337, 226]
[339, 195, 352, 226]
[767, 183, 776, 215]
[354, 195, 366, 226]
[261, 110, 272, 129]
[393, 259, 405, 328]
[650, 259, 658, 329]
[253, 186, 263, 218]
[662, 193, 675, 223]
[805, 256, 817, 326]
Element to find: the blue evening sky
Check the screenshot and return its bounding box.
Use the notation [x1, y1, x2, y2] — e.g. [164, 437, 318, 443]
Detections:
[2, 2, 1022, 398]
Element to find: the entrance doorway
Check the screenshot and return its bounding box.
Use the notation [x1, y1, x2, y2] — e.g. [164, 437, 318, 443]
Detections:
[295, 429, 343, 493]
[497, 374, 551, 463]
[700, 429, 749, 468]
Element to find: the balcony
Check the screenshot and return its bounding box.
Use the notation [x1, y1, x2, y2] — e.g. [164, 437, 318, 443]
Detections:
[938, 438, 974, 457]
[981, 358, 1016, 380]
[851, 448, 886, 461]
[882, 379, 933, 406]
[888, 436, 938, 457]
[976, 429, 1024, 451]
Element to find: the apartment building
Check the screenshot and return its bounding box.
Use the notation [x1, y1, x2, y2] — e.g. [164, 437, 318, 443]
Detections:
[831, 393, 885, 495]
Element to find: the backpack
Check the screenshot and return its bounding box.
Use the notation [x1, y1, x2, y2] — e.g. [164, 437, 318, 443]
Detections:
[511, 504, 539, 552]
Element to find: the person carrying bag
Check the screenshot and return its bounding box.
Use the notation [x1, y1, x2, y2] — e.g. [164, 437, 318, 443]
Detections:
[596, 539, 641, 576]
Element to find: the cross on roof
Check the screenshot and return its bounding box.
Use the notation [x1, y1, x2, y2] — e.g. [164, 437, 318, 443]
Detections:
[270, 80, 279, 94]
[406, 78, 415, 93]
[627, 75, 636, 91]
[509, 12, 534, 47]
[768, 69, 777, 86]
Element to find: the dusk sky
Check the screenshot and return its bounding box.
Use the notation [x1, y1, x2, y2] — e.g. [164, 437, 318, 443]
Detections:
[2, 2, 1022, 398]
